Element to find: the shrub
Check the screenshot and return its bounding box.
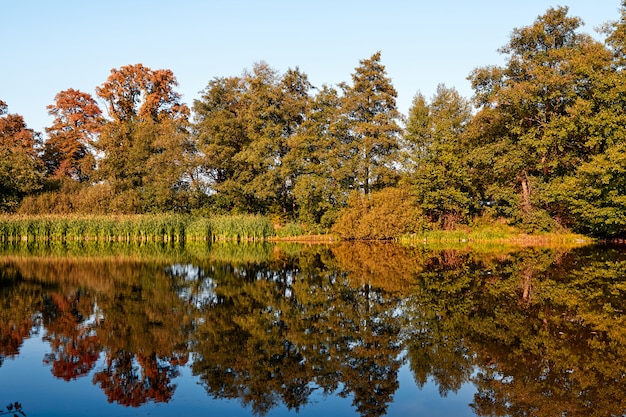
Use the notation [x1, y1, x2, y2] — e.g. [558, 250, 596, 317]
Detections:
[332, 188, 424, 240]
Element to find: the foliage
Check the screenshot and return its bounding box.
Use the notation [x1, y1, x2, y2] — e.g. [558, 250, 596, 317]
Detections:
[466, 6, 619, 232]
[42, 89, 104, 181]
[339, 51, 402, 195]
[6, 242, 626, 415]
[0, 100, 45, 211]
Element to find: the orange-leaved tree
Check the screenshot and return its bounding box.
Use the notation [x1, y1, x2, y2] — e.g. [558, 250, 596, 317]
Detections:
[43, 89, 104, 182]
[0, 100, 44, 211]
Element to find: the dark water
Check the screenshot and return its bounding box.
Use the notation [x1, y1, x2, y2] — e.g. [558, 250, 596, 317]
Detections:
[1, 241, 626, 417]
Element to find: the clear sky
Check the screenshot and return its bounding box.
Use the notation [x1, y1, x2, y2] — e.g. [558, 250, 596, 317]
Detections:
[1, 1, 622, 135]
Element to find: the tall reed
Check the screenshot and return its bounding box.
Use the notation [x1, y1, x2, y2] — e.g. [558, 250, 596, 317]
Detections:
[0, 214, 275, 242]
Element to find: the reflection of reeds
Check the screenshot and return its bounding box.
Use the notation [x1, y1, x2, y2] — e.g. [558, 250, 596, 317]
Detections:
[205, 241, 275, 264]
[0, 214, 275, 242]
[0, 240, 282, 266]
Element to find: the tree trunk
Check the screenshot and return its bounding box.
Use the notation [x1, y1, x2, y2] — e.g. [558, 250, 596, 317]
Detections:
[520, 170, 532, 212]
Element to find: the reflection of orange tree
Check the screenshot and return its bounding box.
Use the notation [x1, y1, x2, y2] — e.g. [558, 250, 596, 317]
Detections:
[0, 256, 194, 406]
[191, 251, 406, 417]
[91, 262, 193, 406]
[43, 292, 101, 380]
[93, 350, 180, 407]
[0, 266, 45, 367]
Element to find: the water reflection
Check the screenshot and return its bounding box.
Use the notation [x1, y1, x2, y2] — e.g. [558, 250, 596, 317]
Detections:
[0, 242, 626, 416]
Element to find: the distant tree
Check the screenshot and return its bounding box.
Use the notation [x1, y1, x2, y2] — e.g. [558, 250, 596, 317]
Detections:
[340, 52, 402, 195]
[42, 89, 104, 181]
[0, 100, 44, 211]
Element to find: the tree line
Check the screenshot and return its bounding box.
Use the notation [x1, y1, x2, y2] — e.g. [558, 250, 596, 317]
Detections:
[3, 4, 626, 238]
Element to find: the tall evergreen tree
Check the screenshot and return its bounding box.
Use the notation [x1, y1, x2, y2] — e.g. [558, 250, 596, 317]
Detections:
[340, 52, 402, 195]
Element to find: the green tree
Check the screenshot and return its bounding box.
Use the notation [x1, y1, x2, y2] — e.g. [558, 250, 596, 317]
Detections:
[559, 1, 626, 236]
[236, 64, 312, 217]
[194, 75, 252, 212]
[467, 7, 612, 230]
[285, 85, 350, 228]
[195, 64, 312, 217]
[340, 52, 402, 195]
[405, 85, 475, 228]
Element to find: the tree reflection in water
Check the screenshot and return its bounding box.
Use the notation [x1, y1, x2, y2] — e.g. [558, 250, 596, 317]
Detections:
[0, 242, 626, 416]
[189, 244, 408, 416]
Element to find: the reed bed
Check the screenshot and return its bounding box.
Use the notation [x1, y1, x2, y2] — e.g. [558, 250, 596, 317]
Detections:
[0, 214, 275, 242]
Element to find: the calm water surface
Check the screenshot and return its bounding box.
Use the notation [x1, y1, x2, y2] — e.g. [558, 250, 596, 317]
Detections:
[0, 241, 625, 417]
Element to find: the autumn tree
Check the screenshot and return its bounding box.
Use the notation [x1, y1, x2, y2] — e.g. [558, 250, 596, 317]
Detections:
[340, 52, 402, 196]
[42, 89, 104, 181]
[0, 100, 44, 211]
[95, 64, 194, 213]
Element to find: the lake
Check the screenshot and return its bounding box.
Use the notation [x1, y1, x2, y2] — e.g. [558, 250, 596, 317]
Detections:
[1, 240, 625, 416]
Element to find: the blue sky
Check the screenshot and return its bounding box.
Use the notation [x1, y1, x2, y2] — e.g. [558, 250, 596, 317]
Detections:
[1, 1, 622, 135]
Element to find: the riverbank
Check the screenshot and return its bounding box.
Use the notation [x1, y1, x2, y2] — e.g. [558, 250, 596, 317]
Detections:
[0, 214, 596, 245]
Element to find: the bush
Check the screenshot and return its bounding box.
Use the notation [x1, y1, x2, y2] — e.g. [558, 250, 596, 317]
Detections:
[332, 188, 424, 240]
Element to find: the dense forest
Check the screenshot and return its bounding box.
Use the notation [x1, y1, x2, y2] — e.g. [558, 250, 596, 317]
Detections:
[3, 5, 626, 238]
